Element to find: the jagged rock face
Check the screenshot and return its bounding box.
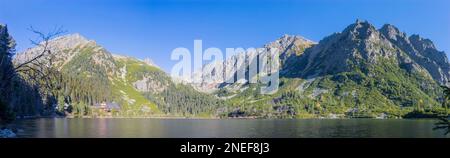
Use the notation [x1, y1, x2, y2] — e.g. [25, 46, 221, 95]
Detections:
[188, 34, 315, 93]
[133, 76, 167, 93]
[190, 51, 249, 93]
[285, 20, 450, 85]
[409, 35, 437, 52]
[265, 34, 316, 64]
[379, 24, 450, 84]
[379, 24, 408, 42]
[286, 20, 402, 78]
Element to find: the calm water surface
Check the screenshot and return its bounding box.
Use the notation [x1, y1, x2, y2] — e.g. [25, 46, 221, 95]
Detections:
[14, 118, 449, 138]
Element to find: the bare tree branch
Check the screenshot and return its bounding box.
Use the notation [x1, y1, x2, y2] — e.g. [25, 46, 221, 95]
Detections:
[14, 26, 65, 71]
[6, 26, 65, 82]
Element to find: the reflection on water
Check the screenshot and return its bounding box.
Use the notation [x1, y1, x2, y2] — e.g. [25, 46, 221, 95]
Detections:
[14, 118, 450, 138]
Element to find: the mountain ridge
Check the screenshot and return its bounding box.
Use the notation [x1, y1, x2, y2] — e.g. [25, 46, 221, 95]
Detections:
[5, 20, 450, 119]
[194, 20, 450, 118]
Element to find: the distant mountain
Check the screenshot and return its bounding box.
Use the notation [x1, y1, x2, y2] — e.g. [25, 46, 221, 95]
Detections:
[15, 34, 222, 117]
[187, 34, 315, 93]
[278, 20, 448, 118]
[187, 20, 450, 118]
[380, 24, 450, 84]
[285, 20, 450, 83]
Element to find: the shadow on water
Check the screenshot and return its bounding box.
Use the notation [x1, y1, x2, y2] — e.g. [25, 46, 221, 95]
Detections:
[434, 117, 450, 135]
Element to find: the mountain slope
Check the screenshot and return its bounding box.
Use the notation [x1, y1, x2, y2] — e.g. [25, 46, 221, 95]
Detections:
[15, 34, 222, 117]
[190, 20, 450, 118]
[283, 20, 443, 108]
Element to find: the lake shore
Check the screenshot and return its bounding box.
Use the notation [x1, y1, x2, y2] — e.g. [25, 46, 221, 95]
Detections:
[15, 115, 440, 120]
[12, 111, 449, 120]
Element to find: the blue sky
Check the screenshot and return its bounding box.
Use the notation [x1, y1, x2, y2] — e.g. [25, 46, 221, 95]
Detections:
[1, 0, 449, 72]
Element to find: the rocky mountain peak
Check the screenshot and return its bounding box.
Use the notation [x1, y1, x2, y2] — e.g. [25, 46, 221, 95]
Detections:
[15, 33, 95, 64]
[379, 24, 408, 42]
[265, 34, 315, 65]
[377, 24, 449, 84]
[285, 20, 434, 78]
[266, 34, 315, 50]
[48, 33, 92, 49]
[342, 20, 378, 39]
[409, 34, 436, 51]
[14, 33, 119, 77]
[286, 20, 450, 85]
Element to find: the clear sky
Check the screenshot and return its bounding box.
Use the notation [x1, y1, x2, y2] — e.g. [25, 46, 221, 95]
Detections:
[1, 0, 449, 72]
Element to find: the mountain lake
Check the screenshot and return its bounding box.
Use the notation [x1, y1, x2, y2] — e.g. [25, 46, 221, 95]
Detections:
[11, 118, 450, 138]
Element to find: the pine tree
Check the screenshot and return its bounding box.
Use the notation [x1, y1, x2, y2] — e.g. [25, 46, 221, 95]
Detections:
[57, 95, 65, 113]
